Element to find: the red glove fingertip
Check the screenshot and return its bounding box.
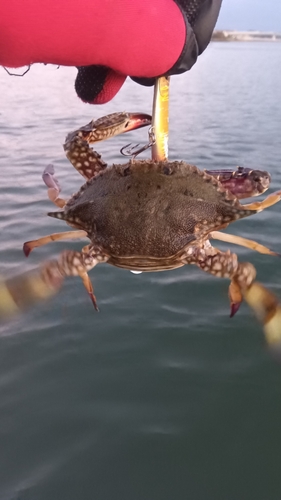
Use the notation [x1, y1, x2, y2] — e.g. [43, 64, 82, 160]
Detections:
[75, 66, 126, 105]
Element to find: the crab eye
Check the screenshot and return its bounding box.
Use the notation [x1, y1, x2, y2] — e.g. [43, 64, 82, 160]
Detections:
[234, 166, 245, 178]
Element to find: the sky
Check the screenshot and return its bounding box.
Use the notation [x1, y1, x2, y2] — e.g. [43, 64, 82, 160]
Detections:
[216, 0, 281, 32]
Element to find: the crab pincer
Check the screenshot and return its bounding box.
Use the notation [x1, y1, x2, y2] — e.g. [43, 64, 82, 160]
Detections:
[42, 164, 66, 208]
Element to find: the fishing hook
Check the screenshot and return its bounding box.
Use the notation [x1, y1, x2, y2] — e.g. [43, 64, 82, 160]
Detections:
[3, 65, 31, 77]
[120, 126, 156, 158]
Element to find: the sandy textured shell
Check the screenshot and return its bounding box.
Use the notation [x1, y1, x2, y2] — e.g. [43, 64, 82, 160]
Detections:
[53, 160, 255, 258]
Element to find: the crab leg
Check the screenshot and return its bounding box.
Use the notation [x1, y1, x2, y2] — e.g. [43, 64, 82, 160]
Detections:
[79, 271, 99, 311]
[51, 248, 108, 311]
[0, 245, 108, 319]
[228, 280, 243, 317]
[242, 190, 281, 211]
[183, 246, 257, 316]
[81, 244, 92, 254]
[23, 230, 88, 257]
[244, 282, 281, 358]
[42, 164, 67, 208]
[210, 231, 279, 257]
[0, 262, 65, 320]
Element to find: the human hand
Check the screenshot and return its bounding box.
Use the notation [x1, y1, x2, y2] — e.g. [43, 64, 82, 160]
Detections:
[0, 0, 222, 104]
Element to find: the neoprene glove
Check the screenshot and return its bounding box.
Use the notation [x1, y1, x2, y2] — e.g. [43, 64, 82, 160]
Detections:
[0, 0, 222, 104]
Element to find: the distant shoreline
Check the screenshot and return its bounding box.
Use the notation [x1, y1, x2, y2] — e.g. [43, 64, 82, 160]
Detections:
[212, 30, 281, 42]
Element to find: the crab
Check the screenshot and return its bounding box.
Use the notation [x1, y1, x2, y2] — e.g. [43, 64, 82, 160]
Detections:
[24, 112, 281, 317]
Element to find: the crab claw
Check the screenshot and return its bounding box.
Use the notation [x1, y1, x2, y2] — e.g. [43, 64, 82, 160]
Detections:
[42, 164, 66, 208]
[123, 112, 152, 133]
[68, 111, 152, 146]
[42, 164, 61, 192]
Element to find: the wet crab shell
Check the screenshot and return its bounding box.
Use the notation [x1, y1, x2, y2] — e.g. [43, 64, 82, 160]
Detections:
[48, 161, 255, 267]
